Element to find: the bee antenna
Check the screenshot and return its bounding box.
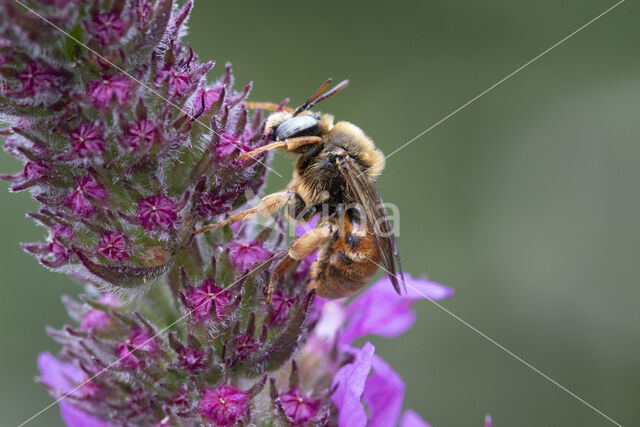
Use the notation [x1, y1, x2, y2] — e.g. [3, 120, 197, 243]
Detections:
[294, 78, 349, 115]
[307, 79, 349, 110]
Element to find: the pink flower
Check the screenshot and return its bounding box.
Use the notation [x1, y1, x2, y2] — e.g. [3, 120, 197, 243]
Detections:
[193, 87, 220, 115]
[228, 240, 271, 272]
[69, 123, 105, 157]
[123, 119, 157, 150]
[199, 385, 249, 426]
[80, 310, 110, 330]
[87, 75, 132, 110]
[158, 68, 190, 96]
[279, 388, 320, 425]
[233, 333, 259, 361]
[269, 291, 295, 326]
[176, 347, 207, 371]
[23, 161, 46, 179]
[80, 294, 118, 331]
[136, 195, 177, 231]
[87, 12, 124, 44]
[185, 279, 231, 321]
[65, 175, 108, 216]
[98, 231, 129, 262]
[215, 132, 250, 159]
[116, 328, 157, 370]
[18, 64, 56, 93]
[48, 238, 69, 261]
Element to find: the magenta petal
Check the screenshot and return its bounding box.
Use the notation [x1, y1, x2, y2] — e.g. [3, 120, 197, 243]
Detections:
[400, 409, 432, 427]
[340, 274, 453, 345]
[364, 354, 405, 427]
[331, 342, 375, 427]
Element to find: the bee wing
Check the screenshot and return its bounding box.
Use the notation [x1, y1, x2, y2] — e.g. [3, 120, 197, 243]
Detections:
[337, 158, 405, 294]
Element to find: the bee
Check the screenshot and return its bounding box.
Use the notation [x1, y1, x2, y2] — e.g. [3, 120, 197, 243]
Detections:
[195, 79, 404, 300]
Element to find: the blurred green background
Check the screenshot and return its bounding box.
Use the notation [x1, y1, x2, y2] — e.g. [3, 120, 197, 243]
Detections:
[2, 0, 639, 425]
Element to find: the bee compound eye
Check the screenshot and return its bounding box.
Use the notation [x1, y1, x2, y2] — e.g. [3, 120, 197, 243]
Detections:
[275, 115, 319, 140]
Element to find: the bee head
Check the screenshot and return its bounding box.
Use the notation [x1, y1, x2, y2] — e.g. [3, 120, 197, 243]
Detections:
[268, 78, 348, 141]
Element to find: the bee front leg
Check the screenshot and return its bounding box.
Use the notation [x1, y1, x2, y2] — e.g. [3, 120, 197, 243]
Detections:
[267, 222, 336, 302]
[237, 136, 322, 161]
[194, 190, 296, 235]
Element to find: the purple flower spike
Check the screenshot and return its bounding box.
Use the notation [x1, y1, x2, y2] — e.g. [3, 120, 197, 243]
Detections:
[136, 195, 177, 231]
[228, 240, 271, 272]
[69, 123, 105, 157]
[87, 75, 132, 110]
[38, 352, 113, 427]
[65, 176, 108, 216]
[98, 231, 129, 262]
[279, 388, 320, 425]
[332, 342, 375, 427]
[199, 385, 249, 426]
[340, 273, 453, 345]
[2, 1, 463, 424]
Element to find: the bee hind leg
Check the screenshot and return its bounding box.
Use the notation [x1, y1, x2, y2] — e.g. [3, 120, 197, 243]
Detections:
[194, 190, 296, 235]
[267, 222, 336, 302]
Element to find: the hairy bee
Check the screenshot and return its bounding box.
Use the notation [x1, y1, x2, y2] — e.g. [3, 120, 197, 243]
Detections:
[196, 79, 404, 300]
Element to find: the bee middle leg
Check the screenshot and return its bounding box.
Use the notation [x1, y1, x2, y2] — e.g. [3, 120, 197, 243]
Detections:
[195, 190, 297, 235]
[267, 222, 336, 302]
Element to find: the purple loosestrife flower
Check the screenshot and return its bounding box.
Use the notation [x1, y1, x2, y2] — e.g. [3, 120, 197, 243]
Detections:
[123, 119, 157, 150]
[97, 231, 129, 262]
[69, 123, 106, 158]
[136, 194, 177, 231]
[87, 75, 132, 109]
[1, 1, 468, 425]
[228, 239, 272, 272]
[199, 384, 249, 425]
[86, 12, 125, 44]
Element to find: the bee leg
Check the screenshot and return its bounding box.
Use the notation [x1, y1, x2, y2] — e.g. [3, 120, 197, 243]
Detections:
[194, 190, 295, 235]
[237, 136, 322, 161]
[245, 101, 294, 113]
[267, 222, 336, 302]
